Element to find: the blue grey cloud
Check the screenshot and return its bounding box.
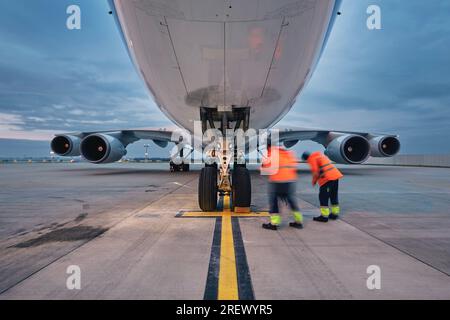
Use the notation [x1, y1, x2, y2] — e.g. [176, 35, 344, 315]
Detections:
[0, 0, 170, 141]
[280, 0, 450, 154]
[0, 0, 449, 156]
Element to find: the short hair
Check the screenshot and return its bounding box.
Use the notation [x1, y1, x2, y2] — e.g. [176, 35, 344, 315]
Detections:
[301, 152, 311, 161]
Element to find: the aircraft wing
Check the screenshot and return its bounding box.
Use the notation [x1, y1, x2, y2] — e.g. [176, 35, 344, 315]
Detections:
[51, 126, 400, 165]
[56, 128, 181, 148]
[276, 128, 401, 164]
[50, 128, 193, 163]
[278, 128, 399, 147]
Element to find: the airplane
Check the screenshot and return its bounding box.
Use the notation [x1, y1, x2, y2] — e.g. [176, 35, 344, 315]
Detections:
[51, 0, 400, 212]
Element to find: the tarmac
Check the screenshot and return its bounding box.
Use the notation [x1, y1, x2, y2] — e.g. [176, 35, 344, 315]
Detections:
[0, 162, 449, 299]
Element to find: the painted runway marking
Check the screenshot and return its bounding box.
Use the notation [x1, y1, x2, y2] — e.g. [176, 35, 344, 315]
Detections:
[218, 213, 238, 299]
[180, 212, 269, 217]
[177, 195, 267, 300]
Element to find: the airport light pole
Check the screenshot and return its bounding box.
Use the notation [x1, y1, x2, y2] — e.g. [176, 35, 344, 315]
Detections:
[144, 144, 150, 162]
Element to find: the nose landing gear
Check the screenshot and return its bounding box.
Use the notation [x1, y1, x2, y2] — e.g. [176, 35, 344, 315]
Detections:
[198, 107, 252, 212]
[198, 163, 251, 212]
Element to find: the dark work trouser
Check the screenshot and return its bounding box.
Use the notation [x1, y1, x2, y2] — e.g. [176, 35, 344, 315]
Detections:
[269, 182, 300, 213]
[318, 180, 340, 217]
[267, 182, 303, 225]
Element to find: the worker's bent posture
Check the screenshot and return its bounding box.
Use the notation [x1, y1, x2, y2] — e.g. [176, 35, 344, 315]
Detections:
[302, 151, 343, 222]
[260, 146, 303, 230]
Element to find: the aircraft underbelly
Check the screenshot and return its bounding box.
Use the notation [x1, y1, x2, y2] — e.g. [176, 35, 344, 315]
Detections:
[114, 0, 336, 132]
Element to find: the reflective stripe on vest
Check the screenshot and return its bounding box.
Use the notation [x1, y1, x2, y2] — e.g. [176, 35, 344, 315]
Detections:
[319, 166, 336, 178]
[319, 162, 333, 176]
[308, 152, 343, 186]
[319, 162, 333, 169]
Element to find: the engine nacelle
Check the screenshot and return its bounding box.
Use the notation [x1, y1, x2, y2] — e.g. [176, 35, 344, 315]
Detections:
[370, 136, 401, 157]
[325, 134, 370, 164]
[51, 135, 81, 157]
[80, 134, 126, 164]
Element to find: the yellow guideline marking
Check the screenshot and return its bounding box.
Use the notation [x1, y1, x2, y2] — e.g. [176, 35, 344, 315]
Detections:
[177, 195, 268, 300]
[181, 194, 269, 217]
[234, 207, 251, 213]
[182, 212, 269, 217]
[218, 195, 238, 300]
[218, 213, 238, 300]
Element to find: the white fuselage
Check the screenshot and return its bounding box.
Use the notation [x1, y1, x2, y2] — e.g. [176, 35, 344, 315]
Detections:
[112, 0, 338, 132]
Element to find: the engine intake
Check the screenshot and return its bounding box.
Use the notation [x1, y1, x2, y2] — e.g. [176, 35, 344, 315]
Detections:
[80, 134, 126, 164]
[370, 136, 400, 157]
[325, 134, 370, 164]
[51, 135, 81, 157]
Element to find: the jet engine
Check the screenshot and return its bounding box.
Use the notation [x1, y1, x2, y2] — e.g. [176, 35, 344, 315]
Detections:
[51, 135, 81, 157]
[80, 134, 126, 164]
[370, 136, 401, 157]
[325, 134, 371, 164]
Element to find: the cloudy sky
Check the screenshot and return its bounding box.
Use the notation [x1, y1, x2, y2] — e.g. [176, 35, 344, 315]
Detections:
[0, 0, 449, 157]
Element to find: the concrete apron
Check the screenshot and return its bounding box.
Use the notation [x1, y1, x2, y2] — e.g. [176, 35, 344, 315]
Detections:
[2, 194, 450, 300]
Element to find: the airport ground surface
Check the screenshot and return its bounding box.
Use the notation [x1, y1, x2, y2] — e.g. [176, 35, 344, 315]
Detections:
[0, 163, 449, 299]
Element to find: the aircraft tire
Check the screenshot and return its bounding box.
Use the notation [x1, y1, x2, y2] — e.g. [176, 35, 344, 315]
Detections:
[232, 166, 251, 209]
[199, 166, 218, 211]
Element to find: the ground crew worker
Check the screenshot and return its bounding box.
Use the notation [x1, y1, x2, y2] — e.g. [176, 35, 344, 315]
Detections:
[302, 151, 343, 222]
[260, 144, 303, 230]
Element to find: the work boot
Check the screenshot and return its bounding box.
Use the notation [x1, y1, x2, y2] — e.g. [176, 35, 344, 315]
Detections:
[330, 205, 340, 220]
[315, 207, 330, 222]
[329, 213, 339, 220]
[289, 222, 303, 229]
[262, 223, 278, 230]
[313, 215, 329, 223]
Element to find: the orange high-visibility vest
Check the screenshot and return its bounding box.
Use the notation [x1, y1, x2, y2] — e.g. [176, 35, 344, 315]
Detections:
[307, 152, 343, 186]
[260, 146, 298, 183]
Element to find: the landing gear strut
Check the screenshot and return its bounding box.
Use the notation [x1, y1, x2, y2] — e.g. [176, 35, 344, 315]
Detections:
[198, 107, 252, 211]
